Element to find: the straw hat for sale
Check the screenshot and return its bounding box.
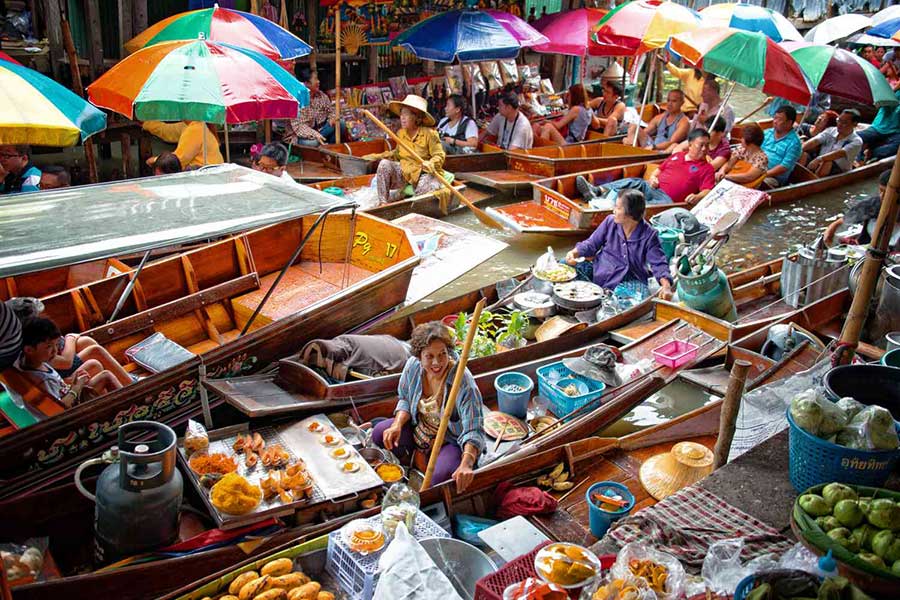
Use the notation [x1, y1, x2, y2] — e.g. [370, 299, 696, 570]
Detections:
[535, 316, 587, 343]
[388, 94, 435, 127]
[639, 442, 714, 501]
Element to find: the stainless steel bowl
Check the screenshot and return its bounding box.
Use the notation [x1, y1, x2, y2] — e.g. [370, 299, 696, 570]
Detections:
[419, 537, 497, 600]
[359, 447, 387, 465]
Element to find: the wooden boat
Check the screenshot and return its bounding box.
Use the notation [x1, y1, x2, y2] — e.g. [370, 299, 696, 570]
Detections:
[315, 138, 510, 176]
[0, 167, 421, 500]
[0, 257, 134, 304]
[487, 159, 677, 234]
[766, 156, 893, 205]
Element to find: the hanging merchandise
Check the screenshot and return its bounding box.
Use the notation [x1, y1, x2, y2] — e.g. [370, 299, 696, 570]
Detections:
[479, 62, 502, 91]
[445, 65, 465, 94]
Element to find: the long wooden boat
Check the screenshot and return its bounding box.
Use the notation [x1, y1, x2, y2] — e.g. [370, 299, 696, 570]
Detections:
[315, 138, 510, 176]
[0, 170, 421, 500]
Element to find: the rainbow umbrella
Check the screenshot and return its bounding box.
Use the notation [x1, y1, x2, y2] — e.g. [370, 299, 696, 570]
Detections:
[782, 42, 897, 107]
[0, 59, 106, 146]
[869, 17, 900, 43]
[700, 3, 801, 43]
[670, 28, 812, 105]
[532, 8, 609, 57]
[87, 39, 309, 124]
[392, 9, 547, 62]
[591, 0, 703, 56]
[125, 5, 310, 60]
[0, 51, 21, 65]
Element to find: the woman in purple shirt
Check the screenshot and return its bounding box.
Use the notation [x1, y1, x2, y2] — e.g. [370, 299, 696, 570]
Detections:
[564, 190, 673, 300]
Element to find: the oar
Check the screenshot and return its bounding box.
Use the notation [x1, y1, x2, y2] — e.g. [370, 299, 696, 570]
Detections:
[361, 109, 504, 230]
[422, 297, 486, 491]
[734, 97, 773, 127]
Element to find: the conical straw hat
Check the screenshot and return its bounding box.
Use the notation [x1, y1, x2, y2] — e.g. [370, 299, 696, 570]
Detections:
[639, 441, 714, 501]
[388, 94, 435, 127]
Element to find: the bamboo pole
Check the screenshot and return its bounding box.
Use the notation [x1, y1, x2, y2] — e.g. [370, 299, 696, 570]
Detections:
[734, 97, 773, 127]
[713, 359, 751, 469]
[61, 17, 98, 184]
[835, 152, 900, 364]
[335, 9, 342, 144]
[422, 298, 486, 491]
[361, 109, 504, 229]
[633, 51, 656, 147]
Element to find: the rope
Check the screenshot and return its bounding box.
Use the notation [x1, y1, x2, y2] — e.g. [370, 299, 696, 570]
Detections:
[831, 341, 857, 367]
[733, 262, 849, 325]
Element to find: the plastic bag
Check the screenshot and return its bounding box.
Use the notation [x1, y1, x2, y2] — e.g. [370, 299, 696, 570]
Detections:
[500, 60, 520, 85]
[480, 62, 503, 91]
[700, 538, 779, 595]
[373, 524, 462, 600]
[1, 538, 49, 585]
[503, 577, 566, 600]
[464, 63, 487, 94]
[836, 405, 900, 451]
[611, 542, 684, 600]
[445, 66, 464, 95]
[535, 246, 559, 273]
[788, 389, 847, 437]
[452, 514, 496, 548]
[589, 574, 659, 600]
[184, 419, 209, 455]
[836, 396, 865, 421]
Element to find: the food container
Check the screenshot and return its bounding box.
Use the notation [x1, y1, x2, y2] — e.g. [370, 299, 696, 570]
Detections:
[341, 519, 386, 555]
[381, 482, 419, 538]
[374, 462, 405, 483]
[534, 542, 602, 590]
[513, 291, 556, 319]
[494, 371, 534, 418]
[586, 481, 635, 538]
[552, 280, 607, 312]
[651, 340, 699, 368]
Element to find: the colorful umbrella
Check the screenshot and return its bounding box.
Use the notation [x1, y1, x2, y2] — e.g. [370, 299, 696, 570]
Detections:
[0, 50, 21, 65]
[700, 3, 801, 43]
[591, 0, 703, 56]
[669, 28, 812, 105]
[803, 14, 872, 45]
[87, 39, 309, 124]
[0, 59, 106, 146]
[531, 8, 609, 57]
[392, 9, 548, 62]
[125, 5, 311, 60]
[868, 18, 900, 43]
[847, 33, 900, 49]
[872, 5, 900, 27]
[781, 42, 897, 107]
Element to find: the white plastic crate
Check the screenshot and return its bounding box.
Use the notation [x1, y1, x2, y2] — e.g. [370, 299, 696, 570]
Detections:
[325, 510, 449, 600]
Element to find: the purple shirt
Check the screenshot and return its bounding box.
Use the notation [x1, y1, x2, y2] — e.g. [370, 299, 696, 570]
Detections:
[575, 216, 670, 289]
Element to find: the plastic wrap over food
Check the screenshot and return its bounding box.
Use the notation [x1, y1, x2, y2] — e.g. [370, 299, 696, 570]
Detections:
[611, 542, 685, 600]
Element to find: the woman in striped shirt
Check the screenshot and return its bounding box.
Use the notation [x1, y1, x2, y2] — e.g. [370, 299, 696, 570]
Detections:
[373, 322, 485, 492]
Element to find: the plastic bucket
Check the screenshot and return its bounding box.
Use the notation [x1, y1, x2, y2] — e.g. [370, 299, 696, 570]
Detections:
[494, 372, 533, 418]
[586, 481, 635, 539]
[881, 349, 900, 368]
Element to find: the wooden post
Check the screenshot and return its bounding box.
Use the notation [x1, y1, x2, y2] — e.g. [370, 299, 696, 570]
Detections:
[307, 0, 318, 73]
[421, 298, 486, 491]
[836, 153, 900, 364]
[132, 0, 148, 35]
[335, 7, 342, 144]
[367, 44, 378, 84]
[61, 18, 99, 184]
[138, 136, 152, 176]
[42, 0, 63, 80]
[713, 359, 751, 469]
[118, 0, 133, 58]
[120, 133, 131, 179]
[83, 0, 104, 80]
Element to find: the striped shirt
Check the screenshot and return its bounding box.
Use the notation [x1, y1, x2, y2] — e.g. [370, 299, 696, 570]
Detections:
[0, 303, 22, 368]
[395, 356, 485, 452]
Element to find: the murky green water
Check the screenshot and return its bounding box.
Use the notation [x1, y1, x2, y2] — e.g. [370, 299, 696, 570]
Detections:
[596, 379, 721, 437]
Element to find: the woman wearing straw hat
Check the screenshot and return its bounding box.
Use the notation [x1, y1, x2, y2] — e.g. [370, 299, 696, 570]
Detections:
[364, 95, 447, 206]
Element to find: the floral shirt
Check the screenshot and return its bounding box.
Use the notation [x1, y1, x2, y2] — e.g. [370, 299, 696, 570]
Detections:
[734, 145, 769, 171]
[285, 90, 335, 142]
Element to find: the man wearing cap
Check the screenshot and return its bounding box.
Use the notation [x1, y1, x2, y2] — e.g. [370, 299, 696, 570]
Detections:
[363, 95, 447, 205]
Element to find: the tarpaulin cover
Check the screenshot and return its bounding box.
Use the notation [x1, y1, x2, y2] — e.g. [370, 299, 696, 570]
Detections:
[0, 164, 350, 278]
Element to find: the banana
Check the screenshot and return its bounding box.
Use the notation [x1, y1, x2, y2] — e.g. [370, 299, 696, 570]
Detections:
[552, 482, 574, 491]
[554, 471, 570, 483]
[549, 463, 565, 479]
[536, 475, 552, 487]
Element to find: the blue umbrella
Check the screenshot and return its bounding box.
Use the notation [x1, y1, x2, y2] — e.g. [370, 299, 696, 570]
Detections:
[392, 9, 547, 63]
[868, 18, 900, 41]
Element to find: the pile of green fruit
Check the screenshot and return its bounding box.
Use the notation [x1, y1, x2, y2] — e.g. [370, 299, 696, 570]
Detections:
[796, 482, 900, 578]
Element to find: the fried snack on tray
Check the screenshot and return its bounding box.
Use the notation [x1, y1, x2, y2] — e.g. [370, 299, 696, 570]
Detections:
[261, 445, 290, 469]
[210, 473, 261, 515]
[189, 452, 238, 475]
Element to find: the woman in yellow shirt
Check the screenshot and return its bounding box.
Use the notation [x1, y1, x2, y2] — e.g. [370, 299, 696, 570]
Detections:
[143, 120, 224, 169]
[364, 95, 446, 205]
[665, 62, 705, 113]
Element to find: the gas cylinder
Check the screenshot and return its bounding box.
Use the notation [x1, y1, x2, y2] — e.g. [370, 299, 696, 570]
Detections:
[676, 263, 737, 322]
[75, 421, 183, 564]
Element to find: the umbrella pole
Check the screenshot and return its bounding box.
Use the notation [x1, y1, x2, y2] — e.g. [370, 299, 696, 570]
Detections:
[470, 63, 477, 119]
[225, 123, 230, 163]
[203, 123, 208, 165]
[61, 18, 98, 184]
[712, 81, 737, 131]
[633, 51, 656, 147]
[335, 10, 342, 144]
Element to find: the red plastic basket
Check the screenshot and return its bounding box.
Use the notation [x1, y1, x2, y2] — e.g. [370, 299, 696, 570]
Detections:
[474, 541, 615, 600]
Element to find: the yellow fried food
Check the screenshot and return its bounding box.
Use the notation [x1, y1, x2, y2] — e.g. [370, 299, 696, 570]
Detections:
[268, 572, 308, 590]
[260, 558, 293, 577]
[287, 582, 321, 600]
[316, 593, 334, 600]
[252, 590, 287, 600]
[238, 576, 270, 600]
[627, 559, 668, 593]
[221, 596, 240, 600]
[211, 473, 262, 515]
[229, 572, 260, 595]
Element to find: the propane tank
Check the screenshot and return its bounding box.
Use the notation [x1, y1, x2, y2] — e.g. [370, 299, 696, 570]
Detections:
[75, 421, 183, 564]
[676, 262, 737, 322]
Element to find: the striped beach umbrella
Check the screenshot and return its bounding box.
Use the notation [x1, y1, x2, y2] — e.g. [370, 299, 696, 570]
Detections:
[87, 39, 309, 124]
[700, 3, 802, 43]
[125, 5, 311, 60]
[591, 0, 703, 56]
[0, 59, 106, 146]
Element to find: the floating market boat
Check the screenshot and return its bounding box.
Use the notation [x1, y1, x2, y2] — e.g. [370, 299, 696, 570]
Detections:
[0, 165, 421, 499]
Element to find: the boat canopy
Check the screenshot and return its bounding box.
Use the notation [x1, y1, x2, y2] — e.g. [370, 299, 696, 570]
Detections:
[0, 164, 354, 277]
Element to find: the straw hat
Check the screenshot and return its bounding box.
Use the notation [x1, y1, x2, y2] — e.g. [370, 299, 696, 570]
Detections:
[535, 316, 587, 343]
[388, 94, 435, 127]
[639, 442, 714, 501]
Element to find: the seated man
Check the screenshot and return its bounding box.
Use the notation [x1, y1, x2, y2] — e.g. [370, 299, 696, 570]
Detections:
[670, 116, 730, 169]
[858, 86, 900, 164]
[824, 170, 898, 251]
[761, 106, 802, 188]
[800, 109, 863, 177]
[576, 129, 715, 206]
[251, 142, 296, 184]
[624, 89, 689, 151]
[691, 78, 735, 134]
[589, 80, 627, 137]
[0, 145, 41, 194]
[482, 91, 533, 151]
[39, 166, 70, 190]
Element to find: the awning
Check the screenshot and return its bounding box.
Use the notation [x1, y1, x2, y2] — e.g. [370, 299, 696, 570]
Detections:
[0, 164, 354, 277]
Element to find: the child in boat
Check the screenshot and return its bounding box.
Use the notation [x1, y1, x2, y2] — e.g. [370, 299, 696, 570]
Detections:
[251, 142, 296, 184]
[17, 318, 122, 408]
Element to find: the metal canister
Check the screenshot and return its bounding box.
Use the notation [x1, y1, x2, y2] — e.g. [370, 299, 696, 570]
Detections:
[677, 263, 737, 322]
[781, 239, 848, 308]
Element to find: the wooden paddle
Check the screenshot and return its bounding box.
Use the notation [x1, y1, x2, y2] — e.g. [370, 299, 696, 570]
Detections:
[422, 297, 486, 491]
[361, 109, 505, 230]
[734, 97, 773, 127]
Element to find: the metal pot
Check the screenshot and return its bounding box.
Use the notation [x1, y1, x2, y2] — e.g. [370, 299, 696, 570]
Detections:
[552, 280, 607, 312]
[513, 291, 556, 319]
[419, 538, 497, 600]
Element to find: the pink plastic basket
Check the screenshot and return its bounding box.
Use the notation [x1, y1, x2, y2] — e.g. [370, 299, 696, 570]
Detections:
[652, 340, 698, 368]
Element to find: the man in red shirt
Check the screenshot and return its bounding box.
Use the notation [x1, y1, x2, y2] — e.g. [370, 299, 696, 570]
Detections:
[576, 129, 715, 205]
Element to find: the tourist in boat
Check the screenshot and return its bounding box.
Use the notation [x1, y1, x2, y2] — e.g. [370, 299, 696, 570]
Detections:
[881, 60, 900, 89]
[671, 116, 730, 169]
[284, 68, 339, 147]
[17, 318, 122, 408]
[38, 166, 70, 190]
[799, 109, 838, 141]
[861, 46, 880, 68]
[624, 89, 689, 151]
[564, 189, 673, 300]
[761, 106, 802, 188]
[691, 78, 735, 134]
[857, 86, 900, 164]
[664, 61, 706, 112]
[482, 91, 534, 151]
[534, 83, 594, 145]
[251, 142, 295, 184]
[800, 109, 863, 177]
[716, 123, 769, 185]
[153, 152, 182, 176]
[363, 95, 447, 205]
[0, 145, 41, 194]
[373, 321, 484, 492]
[576, 128, 715, 206]
[824, 169, 899, 250]
[589, 80, 627, 137]
[437, 94, 479, 155]
[143, 121, 224, 169]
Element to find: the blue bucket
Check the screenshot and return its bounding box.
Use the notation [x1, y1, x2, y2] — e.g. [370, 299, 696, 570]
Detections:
[494, 372, 533, 418]
[882, 349, 900, 368]
[586, 481, 635, 539]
